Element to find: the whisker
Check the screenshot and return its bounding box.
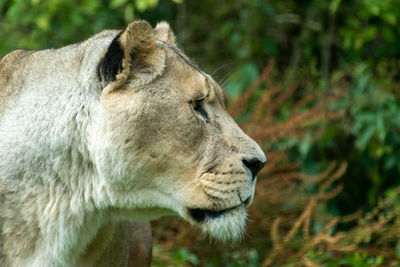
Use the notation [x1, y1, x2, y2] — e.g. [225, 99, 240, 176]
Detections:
[221, 71, 239, 88]
[211, 63, 233, 77]
[219, 70, 233, 86]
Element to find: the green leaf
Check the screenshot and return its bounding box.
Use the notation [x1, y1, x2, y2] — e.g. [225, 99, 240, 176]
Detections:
[35, 14, 50, 31]
[329, 0, 342, 14]
[396, 242, 400, 256]
[110, 0, 128, 9]
[124, 3, 135, 22]
[136, 0, 159, 12]
[225, 63, 259, 99]
[173, 248, 200, 265]
[382, 12, 397, 25]
[355, 126, 375, 151]
[375, 255, 384, 265]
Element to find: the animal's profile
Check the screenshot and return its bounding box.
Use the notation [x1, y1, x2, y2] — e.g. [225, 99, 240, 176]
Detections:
[0, 20, 266, 266]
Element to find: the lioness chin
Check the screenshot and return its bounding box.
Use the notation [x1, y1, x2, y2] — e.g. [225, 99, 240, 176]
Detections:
[0, 20, 266, 266]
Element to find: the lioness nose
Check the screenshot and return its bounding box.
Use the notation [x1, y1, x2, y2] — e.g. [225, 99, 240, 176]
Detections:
[242, 158, 266, 180]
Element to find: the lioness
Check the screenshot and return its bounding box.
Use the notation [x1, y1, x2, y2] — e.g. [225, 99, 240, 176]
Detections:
[0, 21, 266, 266]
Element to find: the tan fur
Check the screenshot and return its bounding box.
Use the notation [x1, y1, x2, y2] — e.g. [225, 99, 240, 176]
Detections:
[0, 50, 33, 116]
[0, 20, 265, 266]
[153, 21, 176, 43]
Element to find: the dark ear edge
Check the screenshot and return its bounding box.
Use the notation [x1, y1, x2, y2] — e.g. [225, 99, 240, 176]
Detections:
[97, 31, 124, 83]
[97, 21, 160, 93]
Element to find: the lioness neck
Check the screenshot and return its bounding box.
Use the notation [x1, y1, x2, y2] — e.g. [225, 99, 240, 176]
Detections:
[0, 33, 123, 266]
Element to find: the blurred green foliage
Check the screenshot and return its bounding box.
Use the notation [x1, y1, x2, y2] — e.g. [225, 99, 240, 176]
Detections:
[1, 0, 400, 265]
[306, 251, 385, 267]
[327, 65, 400, 212]
[0, 0, 181, 55]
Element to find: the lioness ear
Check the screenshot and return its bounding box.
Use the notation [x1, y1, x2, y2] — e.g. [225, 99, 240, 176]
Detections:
[98, 20, 156, 86]
[154, 21, 176, 44]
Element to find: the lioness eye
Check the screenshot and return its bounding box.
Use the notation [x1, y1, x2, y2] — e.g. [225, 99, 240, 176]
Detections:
[191, 99, 209, 122]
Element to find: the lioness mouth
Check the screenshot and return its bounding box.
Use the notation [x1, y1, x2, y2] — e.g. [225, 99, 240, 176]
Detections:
[188, 195, 253, 223]
[188, 207, 236, 223]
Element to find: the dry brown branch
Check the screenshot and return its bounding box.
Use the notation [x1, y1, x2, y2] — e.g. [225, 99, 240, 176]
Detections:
[297, 233, 342, 256]
[271, 217, 282, 250]
[303, 209, 311, 241]
[268, 84, 297, 113]
[339, 210, 362, 223]
[318, 162, 348, 195]
[263, 198, 318, 266]
[249, 86, 279, 124]
[320, 183, 343, 201]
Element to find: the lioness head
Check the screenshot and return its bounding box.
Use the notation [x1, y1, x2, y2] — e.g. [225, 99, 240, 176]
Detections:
[92, 21, 266, 241]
